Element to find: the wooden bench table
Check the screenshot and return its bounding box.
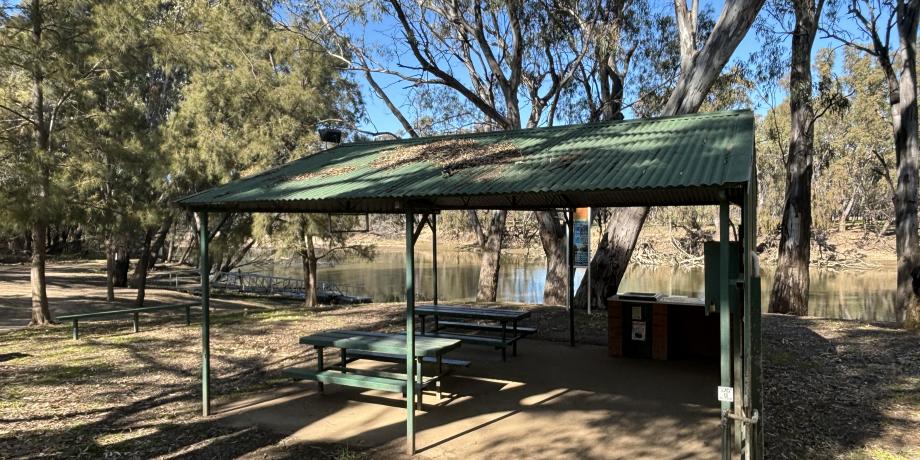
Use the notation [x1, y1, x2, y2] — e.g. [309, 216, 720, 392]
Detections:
[57, 302, 198, 340]
[415, 304, 534, 361]
[286, 330, 461, 410]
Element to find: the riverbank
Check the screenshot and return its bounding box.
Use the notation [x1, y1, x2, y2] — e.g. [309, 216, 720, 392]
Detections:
[0, 264, 916, 458]
[351, 224, 898, 268]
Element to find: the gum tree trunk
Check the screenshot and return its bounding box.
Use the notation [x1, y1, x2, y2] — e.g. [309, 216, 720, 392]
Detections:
[574, 0, 766, 304]
[537, 211, 568, 306]
[851, 0, 920, 328]
[574, 207, 648, 308]
[892, 1, 920, 329]
[769, 0, 821, 315]
[476, 210, 506, 302]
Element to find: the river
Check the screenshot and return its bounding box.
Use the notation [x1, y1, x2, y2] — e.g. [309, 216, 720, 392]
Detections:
[258, 249, 898, 323]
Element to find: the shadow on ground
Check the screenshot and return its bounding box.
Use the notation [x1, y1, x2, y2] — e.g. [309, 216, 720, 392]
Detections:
[762, 314, 920, 457]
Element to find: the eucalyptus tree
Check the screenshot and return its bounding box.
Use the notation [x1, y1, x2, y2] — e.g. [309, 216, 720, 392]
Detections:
[824, 0, 920, 328]
[554, 0, 681, 124]
[761, 0, 827, 315]
[828, 49, 894, 235]
[296, 0, 650, 303]
[575, 0, 767, 309]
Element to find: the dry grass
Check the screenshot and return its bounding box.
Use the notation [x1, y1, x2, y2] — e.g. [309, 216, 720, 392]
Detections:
[1, 262, 916, 459]
[0, 302, 404, 459]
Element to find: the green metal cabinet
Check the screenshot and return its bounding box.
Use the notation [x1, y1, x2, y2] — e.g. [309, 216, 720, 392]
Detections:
[704, 241, 742, 313]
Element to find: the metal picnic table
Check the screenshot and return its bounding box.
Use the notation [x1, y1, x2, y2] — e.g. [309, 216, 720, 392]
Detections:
[291, 330, 462, 409]
[415, 304, 534, 361]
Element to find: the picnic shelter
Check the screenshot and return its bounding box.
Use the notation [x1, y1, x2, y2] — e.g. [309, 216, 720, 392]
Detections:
[176, 109, 763, 459]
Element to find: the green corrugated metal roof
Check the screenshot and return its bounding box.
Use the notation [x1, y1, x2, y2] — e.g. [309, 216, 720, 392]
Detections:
[177, 110, 754, 212]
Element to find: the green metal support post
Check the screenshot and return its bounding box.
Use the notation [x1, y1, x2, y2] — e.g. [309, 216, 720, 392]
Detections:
[746, 173, 764, 460]
[405, 212, 416, 454]
[200, 212, 211, 417]
[719, 197, 732, 459]
[567, 208, 575, 347]
[432, 214, 438, 305]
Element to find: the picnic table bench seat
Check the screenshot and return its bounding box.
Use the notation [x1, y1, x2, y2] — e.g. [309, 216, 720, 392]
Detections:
[283, 367, 438, 394]
[414, 331, 512, 348]
[435, 320, 537, 336]
[346, 349, 471, 368]
[415, 304, 536, 361]
[57, 302, 198, 340]
[291, 330, 462, 410]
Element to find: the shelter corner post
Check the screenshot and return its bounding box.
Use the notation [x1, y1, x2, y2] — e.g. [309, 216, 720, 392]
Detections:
[746, 174, 764, 459]
[405, 211, 416, 454]
[719, 197, 732, 459]
[567, 208, 575, 347]
[199, 211, 211, 417]
[432, 214, 438, 305]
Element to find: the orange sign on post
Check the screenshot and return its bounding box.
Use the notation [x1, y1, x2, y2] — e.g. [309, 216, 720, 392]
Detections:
[573, 208, 590, 267]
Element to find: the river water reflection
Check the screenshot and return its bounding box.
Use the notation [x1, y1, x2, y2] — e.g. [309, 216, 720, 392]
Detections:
[263, 249, 898, 323]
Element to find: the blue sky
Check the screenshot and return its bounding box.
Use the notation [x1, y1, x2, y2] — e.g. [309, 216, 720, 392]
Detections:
[351, 0, 875, 137]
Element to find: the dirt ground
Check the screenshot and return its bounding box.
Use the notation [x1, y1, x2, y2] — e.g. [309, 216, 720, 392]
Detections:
[0, 262, 917, 459]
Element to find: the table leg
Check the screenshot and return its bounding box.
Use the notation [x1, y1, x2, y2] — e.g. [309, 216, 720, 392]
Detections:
[340, 348, 347, 373]
[437, 354, 443, 401]
[315, 346, 324, 393]
[133, 312, 139, 333]
[186, 305, 191, 326]
[501, 321, 507, 361]
[73, 319, 79, 340]
[416, 357, 424, 411]
[512, 319, 518, 356]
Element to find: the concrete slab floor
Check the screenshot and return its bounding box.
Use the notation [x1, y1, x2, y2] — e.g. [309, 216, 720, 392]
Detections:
[218, 340, 722, 459]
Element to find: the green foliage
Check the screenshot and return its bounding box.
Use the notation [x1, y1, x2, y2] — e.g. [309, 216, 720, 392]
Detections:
[0, 0, 361, 277]
[756, 47, 894, 239]
[0, 0, 100, 231]
[163, 1, 359, 194]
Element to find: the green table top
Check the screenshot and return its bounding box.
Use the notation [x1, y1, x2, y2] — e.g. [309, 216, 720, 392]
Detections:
[299, 330, 461, 357]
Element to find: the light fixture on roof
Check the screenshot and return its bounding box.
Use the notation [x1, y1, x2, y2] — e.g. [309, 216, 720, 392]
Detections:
[319, 127, 343, 144]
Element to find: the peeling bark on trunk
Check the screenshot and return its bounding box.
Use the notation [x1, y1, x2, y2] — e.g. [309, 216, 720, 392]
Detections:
[476, 210, 506, 302]
[852, 0, 920, 328]
[536, 211, 567, 306]
[575, 0, 765, 303]
[29, 221, 51, 325]
[769, 0, 820, 315]
[893, 2, 920, 328]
